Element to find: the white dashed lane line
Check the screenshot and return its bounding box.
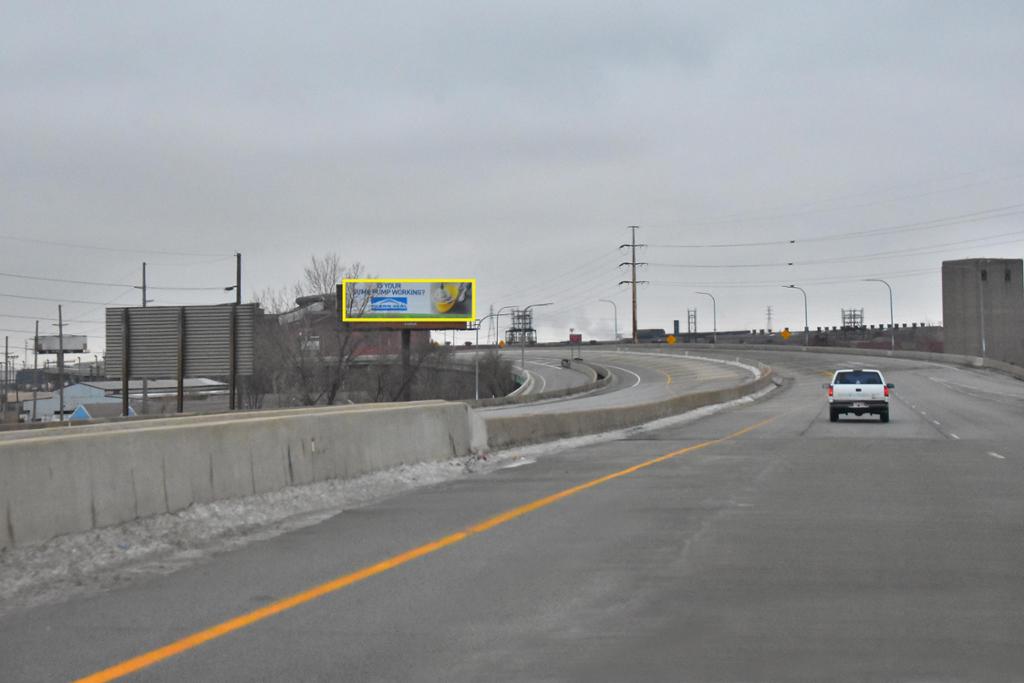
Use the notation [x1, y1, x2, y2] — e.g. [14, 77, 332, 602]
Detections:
[988, 452, 1006, 460]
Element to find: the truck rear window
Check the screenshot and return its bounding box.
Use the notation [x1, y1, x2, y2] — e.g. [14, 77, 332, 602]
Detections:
[834, 371, 883, 385]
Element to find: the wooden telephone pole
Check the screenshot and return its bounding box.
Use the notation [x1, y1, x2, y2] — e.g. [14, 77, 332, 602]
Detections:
[618, 225, 648, 343]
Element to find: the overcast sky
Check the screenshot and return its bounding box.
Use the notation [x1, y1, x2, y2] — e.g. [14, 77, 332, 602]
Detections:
[3, 1, 1024, 356]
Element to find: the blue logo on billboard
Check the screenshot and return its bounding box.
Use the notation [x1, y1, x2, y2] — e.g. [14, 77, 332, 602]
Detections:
[371, 296, 408, 312]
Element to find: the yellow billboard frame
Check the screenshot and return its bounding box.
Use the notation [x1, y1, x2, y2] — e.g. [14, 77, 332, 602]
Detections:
[341, 278, 477, 323]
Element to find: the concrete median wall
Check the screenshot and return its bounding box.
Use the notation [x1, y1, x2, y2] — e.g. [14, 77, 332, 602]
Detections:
[468, 362, 611, 408]
[483, 368, 774, 450]
[674, 343, 1024, 381]
[0, 401, 477, 549]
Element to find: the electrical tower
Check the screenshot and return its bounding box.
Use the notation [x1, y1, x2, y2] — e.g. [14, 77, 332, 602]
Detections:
[841, 308, 864, 330]
[618, 225, 648, 344]
[505, 308, 536, 345]
[766, 305, 773, 333]
[687, 308, 698, 342]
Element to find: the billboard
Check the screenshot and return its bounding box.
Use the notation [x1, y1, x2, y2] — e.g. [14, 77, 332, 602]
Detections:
[342, 279, 476, 323]
[105, 304, 257, 378]
[35, 335, 88, 353]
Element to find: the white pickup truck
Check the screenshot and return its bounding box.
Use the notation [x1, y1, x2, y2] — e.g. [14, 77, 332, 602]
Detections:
[826, 368, 895, 423]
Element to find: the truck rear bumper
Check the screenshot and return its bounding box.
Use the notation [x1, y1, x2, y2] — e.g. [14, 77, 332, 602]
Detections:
[830, 400, 888, 414]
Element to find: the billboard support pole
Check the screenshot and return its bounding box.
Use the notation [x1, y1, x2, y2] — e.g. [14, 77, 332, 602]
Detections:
[176, 307, 185, 413]
[121, 308, 130, 417]
[229, 304, 238, 410]
[32, 320, 38, 422]
[2, 335, 7, 422]
[400, 329, 411, 402]
[57, 305, 65, 423]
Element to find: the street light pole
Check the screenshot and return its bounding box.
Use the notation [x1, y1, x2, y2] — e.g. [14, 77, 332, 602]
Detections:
[474, 311, 512, 400]
[784, 285, 809, 346]
[864, 278, 895, 352]
[520, 302, 553, 388]
[599, 299, 618, 341]
[493, 305, 516, 346]
[695, 291, 717, 343]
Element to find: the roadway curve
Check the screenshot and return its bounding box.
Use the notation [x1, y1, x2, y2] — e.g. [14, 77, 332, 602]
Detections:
[488, 347, 757, 413]
[4, 348, 1024, 680]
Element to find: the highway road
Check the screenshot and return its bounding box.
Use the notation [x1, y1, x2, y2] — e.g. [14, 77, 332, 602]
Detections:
[3, 348, 1024, 681]
[504, 350, 592, 396]
[486, 347, 757, 414]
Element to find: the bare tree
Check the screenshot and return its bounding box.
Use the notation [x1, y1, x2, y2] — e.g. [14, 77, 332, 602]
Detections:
[247, 254, 481, 408]
[248, 254, 372, 407]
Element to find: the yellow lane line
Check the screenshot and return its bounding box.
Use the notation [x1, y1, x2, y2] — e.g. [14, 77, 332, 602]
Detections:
[75, 416, 777, 683]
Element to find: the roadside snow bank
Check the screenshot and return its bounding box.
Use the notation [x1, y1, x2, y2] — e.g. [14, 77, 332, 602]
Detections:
[0, 382, 775, 615]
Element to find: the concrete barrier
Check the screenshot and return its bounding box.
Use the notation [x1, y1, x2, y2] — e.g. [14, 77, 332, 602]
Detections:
[663, 343, 1024, 381]
[468, 362, 611, 408]
[483, 366, 774, 450]
[0, 401, 476, 549]
[0, 358, 770, 549]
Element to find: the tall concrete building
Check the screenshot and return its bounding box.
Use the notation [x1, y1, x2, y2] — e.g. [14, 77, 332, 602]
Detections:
[942, 258, 1024, 365]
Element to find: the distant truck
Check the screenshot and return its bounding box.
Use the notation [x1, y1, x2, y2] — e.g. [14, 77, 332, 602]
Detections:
[636, 328, 667, 343]
[826, 368, 895, 423]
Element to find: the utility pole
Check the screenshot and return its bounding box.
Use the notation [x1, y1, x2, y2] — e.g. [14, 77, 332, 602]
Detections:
[618, 225, 647, 344]
[766, 305, 773, 333]
[2, 335, 7, 423]
[235, 252, 242, 305]
[142, 262, 149, 415]
[233, 253, 242, 409]
[32, 320, 39, 423]
[57, 305, 65, 422]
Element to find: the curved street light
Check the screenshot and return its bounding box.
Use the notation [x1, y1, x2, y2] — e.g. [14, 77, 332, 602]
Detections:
[863, 278, 895, 352]
[783, 285, 809, 346]
[695, 291, 717, 343]
[493, 304, 517, 346]
[473, 311, 513, 400]
[599, 299, 619, 341]
[520, 302, 553, 387]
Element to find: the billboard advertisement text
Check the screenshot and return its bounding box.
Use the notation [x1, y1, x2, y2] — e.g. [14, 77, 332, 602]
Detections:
[342, 279, 475, 323]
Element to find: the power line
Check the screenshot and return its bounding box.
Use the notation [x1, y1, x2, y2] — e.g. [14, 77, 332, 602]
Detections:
[649, 203, 1024, 249]
[651, 267, 939, 289]
[0, 233, 229, 257]
[0, 291, 134, 305]
[669, 168, 1024, 227]
[0, 270, 230, 290]
[487, 246, 620, 303]
[0, 312, 102, 323]
[650, 227, 1024, 269]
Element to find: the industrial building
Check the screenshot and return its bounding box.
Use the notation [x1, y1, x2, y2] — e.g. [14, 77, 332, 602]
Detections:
[942, 258, 1024, 366]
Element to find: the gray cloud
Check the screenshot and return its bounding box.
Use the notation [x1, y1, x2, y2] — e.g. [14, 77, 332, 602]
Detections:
[2, 1, 1023, 351]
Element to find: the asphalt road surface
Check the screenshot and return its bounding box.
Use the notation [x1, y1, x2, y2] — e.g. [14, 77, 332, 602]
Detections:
[483, 348, 756, 415]
[3, 348, 1024, 681]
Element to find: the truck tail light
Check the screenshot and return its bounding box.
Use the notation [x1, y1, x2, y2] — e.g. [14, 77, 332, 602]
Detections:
[884, 385, 889, 397]
[828, 385, 833, 397]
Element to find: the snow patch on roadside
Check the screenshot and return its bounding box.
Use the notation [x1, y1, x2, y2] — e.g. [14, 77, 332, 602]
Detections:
[616, 348, 764, 379]
[489, 382, 777, 460]
[0, 450, 526, 615]
[0, 382, 775, 615]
